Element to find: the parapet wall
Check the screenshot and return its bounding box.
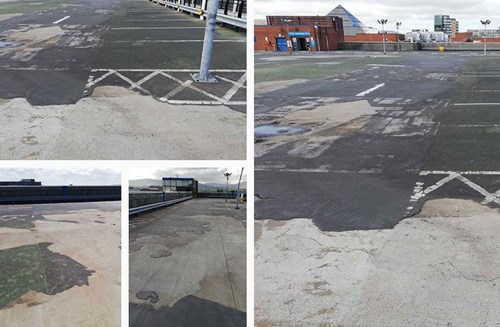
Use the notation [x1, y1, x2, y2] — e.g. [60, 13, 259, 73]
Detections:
[340, 41, 500, 51]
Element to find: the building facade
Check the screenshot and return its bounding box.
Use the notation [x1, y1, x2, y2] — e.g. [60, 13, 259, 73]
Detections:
[255, 16, 344, 52]
[434, 15, 457, 36]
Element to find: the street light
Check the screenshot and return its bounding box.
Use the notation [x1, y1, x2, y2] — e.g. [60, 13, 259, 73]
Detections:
[377, 19, 388, 55]
[396, 22, 402, 53]
[235, 167, 244, 209]
[223, 172, 232, 202]
[481, 19, 491, 56]
[314, 19, 321, 52]
[282, 18, 292, 53]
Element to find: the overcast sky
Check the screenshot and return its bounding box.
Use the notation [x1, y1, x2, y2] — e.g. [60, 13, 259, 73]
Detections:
[0, 167, 121, 186]
[255, 1, 499, 33]
[129, 168, 246, 184]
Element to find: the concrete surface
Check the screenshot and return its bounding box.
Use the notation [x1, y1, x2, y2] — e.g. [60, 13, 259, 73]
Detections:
[0, 201, 121, 327]
[129, 198, 246, 327]
[255, 199, 500, 327]
[0, 0, 246, 159]
[255, 51, 500, 231]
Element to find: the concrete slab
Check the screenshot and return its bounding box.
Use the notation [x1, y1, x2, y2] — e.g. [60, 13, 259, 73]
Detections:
[0, 201, 121, 327]
[255, 199, 500, 326]
[129, 198, 246, 327]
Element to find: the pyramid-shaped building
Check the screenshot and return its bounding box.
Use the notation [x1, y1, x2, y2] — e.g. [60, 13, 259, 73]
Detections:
[327, 5, 378, 36]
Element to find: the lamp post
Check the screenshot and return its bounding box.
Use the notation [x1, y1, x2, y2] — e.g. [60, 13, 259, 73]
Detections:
[377, 19, 388, 55]
[282, 18, 292, 53]
[235, 167, 244, 209]
[223, 172, 232, 202]
[480, 20, 491, 56]
[314, 19, 321, 52]
[396, 22, 402, 53]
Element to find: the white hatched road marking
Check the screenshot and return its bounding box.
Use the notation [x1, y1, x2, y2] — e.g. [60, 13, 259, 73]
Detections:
[356, 83, 385, 97]
[452, 103, 500, 106]
[408, 171, 500, 212]
[86, 69, 246, 106]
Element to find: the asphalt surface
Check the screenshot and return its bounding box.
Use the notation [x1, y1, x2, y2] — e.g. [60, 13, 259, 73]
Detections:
[0, 0, 246, 110]
[255, 51, 500, 231]
[129, 198, 246, 327]
[0, 201, 121, 327]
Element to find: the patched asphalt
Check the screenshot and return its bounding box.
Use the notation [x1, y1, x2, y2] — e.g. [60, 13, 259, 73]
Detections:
[0, 0, 246, 110]
[129, 198, 246, 327]
[255, 51, 500, 231]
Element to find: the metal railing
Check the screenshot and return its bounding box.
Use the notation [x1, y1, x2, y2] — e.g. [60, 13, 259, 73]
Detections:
[129, 196, 193, 216]
[150, 0, 246, 29]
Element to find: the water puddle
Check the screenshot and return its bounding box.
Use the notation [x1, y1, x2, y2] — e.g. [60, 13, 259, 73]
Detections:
[0, 40, 21, 48]
[255, 124, 310, 137]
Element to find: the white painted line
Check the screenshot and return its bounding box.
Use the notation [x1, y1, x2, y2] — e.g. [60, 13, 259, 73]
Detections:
[367, 64, 406, 67]
[111, 27, 206, 30]
[420, 171, 500, 175]
[356, 83, 385, 97]
[134, 71, 161, 86]
[164, 80, 192, 99]
[471, 90, 500, 93]
[113, 71, 149, 94]
[111, 39, 244, 43]
[53, 15, 70, 24]
[452, 103, 500, 106]
[87, 70, 115, 87]
[91, 68, 246, 72]
[222, 73, 247, 101]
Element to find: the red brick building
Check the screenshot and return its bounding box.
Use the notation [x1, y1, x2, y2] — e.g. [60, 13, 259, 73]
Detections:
[255, 16, 344, 52]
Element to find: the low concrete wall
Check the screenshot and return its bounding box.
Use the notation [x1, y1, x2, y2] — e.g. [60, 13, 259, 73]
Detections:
[421, 42, 500, 51]
[197, 192, 238, 199]
[340, 41, 500, 52]
[339, 42, 421, 51]
[129, 192, 192, 209]
[0, 186, 121, 204]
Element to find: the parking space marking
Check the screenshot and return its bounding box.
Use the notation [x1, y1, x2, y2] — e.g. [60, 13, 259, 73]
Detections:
[111, 26, 206, 30]
[356, 83, 385, 97]
[452, 103, 500, 106]
[53, 15, 70, 24]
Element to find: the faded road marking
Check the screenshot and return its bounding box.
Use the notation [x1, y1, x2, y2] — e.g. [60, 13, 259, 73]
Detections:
[53, 15, 70, 24]
[356, 83, 385, 97]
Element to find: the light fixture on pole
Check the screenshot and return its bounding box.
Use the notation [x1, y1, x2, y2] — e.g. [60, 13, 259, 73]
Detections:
[377, 19, 388, 55]
[223, 172, 232, 202]
[396, 22, 402, 53]
[314, 18, 321, 52]
[480, 20, 491, 56]
[282, 18, 292, 53]
[235, 167, 244, 209]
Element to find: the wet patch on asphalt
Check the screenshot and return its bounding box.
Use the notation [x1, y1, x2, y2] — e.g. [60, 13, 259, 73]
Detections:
[136, 290, 159, 304]
[150, 249, 172, 258]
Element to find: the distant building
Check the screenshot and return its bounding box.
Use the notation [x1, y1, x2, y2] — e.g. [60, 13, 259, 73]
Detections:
[451, 18, 459, 37]
[0, 179, 42, 186]
[327, 5, 378, 36]
[162, 177, 198, 195]
[467, 27, 500, 38]
[434, 15, 457, 36]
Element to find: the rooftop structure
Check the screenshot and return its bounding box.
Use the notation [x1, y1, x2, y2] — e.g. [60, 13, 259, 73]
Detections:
[0, 179, 41, 186]
[327, 5, 377, 36]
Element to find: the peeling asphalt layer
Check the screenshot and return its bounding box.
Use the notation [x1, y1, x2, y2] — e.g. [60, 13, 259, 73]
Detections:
[255, 51, 500, 232]
[0, 0, 246, 111]
[129, 198, 246, 327]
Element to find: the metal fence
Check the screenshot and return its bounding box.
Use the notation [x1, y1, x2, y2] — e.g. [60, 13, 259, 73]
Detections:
[151, 0, 246, 29]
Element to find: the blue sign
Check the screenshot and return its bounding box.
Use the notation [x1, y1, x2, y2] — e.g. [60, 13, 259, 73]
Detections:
[289, 31, 310, 37]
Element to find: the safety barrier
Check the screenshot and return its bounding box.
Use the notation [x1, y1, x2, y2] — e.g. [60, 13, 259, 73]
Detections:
[129, 196, 193, 216]
[150, 0, 246, 29]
